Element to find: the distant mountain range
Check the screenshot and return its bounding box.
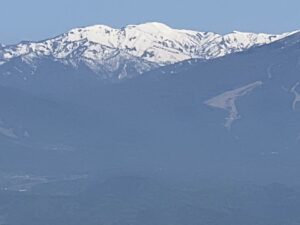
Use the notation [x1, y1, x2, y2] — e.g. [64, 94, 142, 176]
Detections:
[0, 22, 297, 79]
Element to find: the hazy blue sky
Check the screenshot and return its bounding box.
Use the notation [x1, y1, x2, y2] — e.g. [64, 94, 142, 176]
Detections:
[1, 0, 300, 44]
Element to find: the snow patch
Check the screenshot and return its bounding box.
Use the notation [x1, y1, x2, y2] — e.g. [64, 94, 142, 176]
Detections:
[205, 81, 263, 129]
[291, 82, 300, 110]
[0, 126, 18, 139]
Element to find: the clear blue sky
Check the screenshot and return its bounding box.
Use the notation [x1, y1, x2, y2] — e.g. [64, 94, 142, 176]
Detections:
[1, 0, 300, 44]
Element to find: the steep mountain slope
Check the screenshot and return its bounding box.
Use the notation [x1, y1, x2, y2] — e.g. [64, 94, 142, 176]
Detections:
[0, 22, 295, 79]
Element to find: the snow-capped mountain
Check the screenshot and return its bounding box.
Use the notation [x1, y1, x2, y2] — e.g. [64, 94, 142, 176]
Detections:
[0, 22, 296, 79]
[2, 24, 300, 225]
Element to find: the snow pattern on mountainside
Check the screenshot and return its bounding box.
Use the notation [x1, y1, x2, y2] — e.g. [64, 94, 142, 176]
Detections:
[0, 22, 296, 79]
[0, 119, 30, 139]
[291, 82, 300, 110]
[205, 81, 263, 129]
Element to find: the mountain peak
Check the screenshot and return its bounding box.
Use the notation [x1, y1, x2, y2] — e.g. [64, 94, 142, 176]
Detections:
[127, 22, 173, 32]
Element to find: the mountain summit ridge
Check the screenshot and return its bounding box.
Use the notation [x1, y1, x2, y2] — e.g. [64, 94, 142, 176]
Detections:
[0, 22, 297, 79]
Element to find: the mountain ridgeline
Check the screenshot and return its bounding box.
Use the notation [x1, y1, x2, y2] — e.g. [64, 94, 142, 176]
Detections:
[0, 22, 295, 80]
[1, 24, 300, 225]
